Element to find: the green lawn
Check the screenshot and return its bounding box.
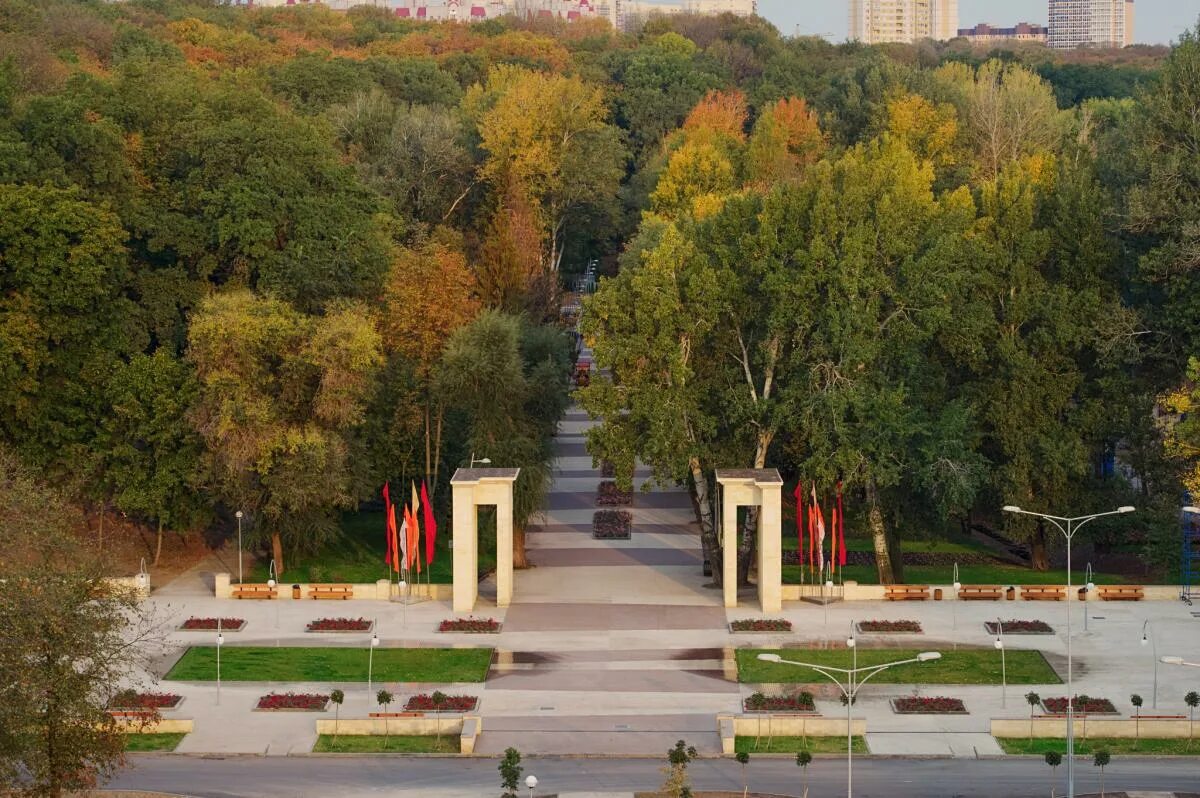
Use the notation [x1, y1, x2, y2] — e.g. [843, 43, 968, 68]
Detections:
[125, 733, 186, 752]
[166, 646, 493, 682]
[245, 508, 496, 585]
[998, 737, 1200, 756]
[737, 648, 1060, 685]
[735, 735, 867, 754]
[313, 734, 459, 753]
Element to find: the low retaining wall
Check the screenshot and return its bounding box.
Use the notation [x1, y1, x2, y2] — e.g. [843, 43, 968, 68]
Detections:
[214, 574, 452, 601]
[314, 715, 480, 753]
[992, 717, 1195, 739]
[717, 714, 866, 755]
[104, 575, 151, 599]
[115, 717, 194, 734]
[781, 583, 1180, 602]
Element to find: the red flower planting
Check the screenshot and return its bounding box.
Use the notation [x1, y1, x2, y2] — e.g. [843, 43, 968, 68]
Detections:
[730, 619, 792, 632]
[593, 510, 632, 539]
[857, 620, 922, 633]
[439, 617, 501, 633]
[405, 694, 478, 712]
[306, 617, 372, 632]
[109, 690, 182, 710]
[1043, 697, 1117, 714]
[596, 481, 633, 506]
[892, 696, 967, 714]
[181, 617, 244, 630]
[985, 620, 1053, 635]
[256, 692, 329, 711]
[744, 691, 815, 712]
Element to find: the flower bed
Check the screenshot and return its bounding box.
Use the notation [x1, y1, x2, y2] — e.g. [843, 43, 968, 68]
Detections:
[601, 461, 616, 478]
[109, 690, 183, 710]
[180, 617, 245, 631]
[856, 620, 922, 634]
[405, 693, 478, 712]
[985, 620, 1054, 635]
[256, 692, 329, 712]
[593, 510, 632, 540]
[1042, 697, 1118, 715]
[438, 617, 501, 633]
[306, 617, 372, 633]
[596, 480, 633, 506]
[891, 696, 968, 715]
[730, 619, 793, 633]
[743, 691, 815, 713]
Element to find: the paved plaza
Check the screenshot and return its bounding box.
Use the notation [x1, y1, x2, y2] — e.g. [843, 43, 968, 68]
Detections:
[138, 353, 1200, 760]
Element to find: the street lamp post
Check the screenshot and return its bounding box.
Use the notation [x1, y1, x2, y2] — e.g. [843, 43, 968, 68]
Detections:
[525, 774, 538, 798]
[952, 562, 961, 631]
[216, 620, 224, 706]
[1162, 656, 1200, 668]
[469, 454, 491, 468]
[267, 558, 279, 639]
[367, 628, 380, 707]
[757, 646, 941, 797]
[1002, 504, 1134, 798]
[1141, 621, 1158, 708]
[994, 617, 1006, 708]
[235, 510, 244, 584]
[1082, 563, 1095, 631]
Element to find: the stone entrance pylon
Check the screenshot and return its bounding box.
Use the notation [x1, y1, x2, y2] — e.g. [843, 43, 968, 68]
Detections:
[451, 467, 520, 612]
[714, 469, 783, 612]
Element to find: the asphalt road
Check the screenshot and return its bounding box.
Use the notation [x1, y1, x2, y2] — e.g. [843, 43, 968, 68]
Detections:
[106, 754, 1200, 797]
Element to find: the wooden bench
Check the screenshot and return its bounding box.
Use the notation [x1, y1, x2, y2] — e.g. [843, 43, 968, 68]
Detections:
[369, 711, 424, 718]
[884, 585, 930, 601]
[1097, 585, 1144, 601]
[1020, 585, 1066, 601]
[958, 585, 1003, 601]
[232, 584, 277, 600]
[309, 584, 354, 600]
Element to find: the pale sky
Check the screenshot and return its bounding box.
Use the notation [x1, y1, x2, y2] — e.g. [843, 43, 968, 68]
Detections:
[760, 0, 1200, 45]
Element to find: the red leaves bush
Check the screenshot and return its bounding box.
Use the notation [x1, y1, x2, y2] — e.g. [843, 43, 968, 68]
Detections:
[596, 481, 632, 506]
[593, 510, 631, 539]
[730, 619, 792, 632]
[109, 690, 182, 710]
[893, 696, 966, 714]
[256, 692, 329, 711]
[857, 620, 922, 633]
[986, 620, 1053, 635]
[601, 461, 616, 478]
[181, 617, 244, 630]
[405, 693, 478, 712]
[744, 691, 815, 712]
[1043, 697, 1117, 714]
[306, 617, 371, 632]
[439, 617, 501, 633]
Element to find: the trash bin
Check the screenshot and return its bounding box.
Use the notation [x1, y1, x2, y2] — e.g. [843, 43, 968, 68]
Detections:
[292, 584, 301, 600]
[1006, 586, 1016, 601]
[933, 588, 943, 601]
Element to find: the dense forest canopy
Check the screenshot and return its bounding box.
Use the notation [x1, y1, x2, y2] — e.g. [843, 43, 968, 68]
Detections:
[1, 0, 1198, 582]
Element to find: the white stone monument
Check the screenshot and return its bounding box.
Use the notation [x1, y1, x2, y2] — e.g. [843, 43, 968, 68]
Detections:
[714, 469, 783, 612]
[451, 467, 520, 612]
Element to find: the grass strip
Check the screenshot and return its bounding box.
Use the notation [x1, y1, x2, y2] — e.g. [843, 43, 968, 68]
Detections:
[166, 646, 492, 683]
[737, 648, 1060, 685]
[734, 735, 867, 754]
[124, 733, 186, 752]
[783, 563, 1128, 586]
[998, 737, 1200, 756]
[313, 734, 459, 753]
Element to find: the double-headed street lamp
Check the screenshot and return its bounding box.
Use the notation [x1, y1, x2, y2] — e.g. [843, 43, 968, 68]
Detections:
[757, 636, 941, 798]
[1001, 504, 1134, 798]
[235, 510, 244, 584]
[994, 618, 1007, 708]
[1141, 621, 1158, 708]
[1162, 656, 1200, 668]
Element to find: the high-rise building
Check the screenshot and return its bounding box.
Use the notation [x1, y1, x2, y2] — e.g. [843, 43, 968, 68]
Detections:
[848, 0, 958, 44]
[1047, 0, 1134, 49]
[957, 21, 1048, 44]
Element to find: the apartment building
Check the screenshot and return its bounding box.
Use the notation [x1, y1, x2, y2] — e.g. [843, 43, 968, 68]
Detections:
[1047, 0, 1134, 48]
[957, 21, 1048, 44]
[848, 0, 959, 44]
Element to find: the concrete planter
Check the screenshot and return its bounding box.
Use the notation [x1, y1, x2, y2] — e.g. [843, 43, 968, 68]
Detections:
[438, 624, 502, 634]
[254, 703, 330, 713]
[984, 621, 1053, 635]
[178, 619, 246, 632]
[855, 622, 923, 634]
[305, 621, 374, 633]
[729, 621, 793, 634]
[890, 697, 968, 715]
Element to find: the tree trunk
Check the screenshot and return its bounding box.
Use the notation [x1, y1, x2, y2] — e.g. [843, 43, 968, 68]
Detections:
[424, 402, 432, 486]
[432, 405, 445, 496]
[153, 518, 164, 567]
[271, 531, 285, 576]
[865, 479, 901, 584]
[513, 524, 528, 569]
[1031, 520, 1050, 571]
[736, 430, 773, 587]
[689, 456, 720, 586]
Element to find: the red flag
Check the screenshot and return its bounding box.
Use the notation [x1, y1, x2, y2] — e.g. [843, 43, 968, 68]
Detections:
[831, 504, 838, 570]
[837, 481, 847, 567]
[812, 485, 826, 573]
[807, 487, 815, 568]
[421, 481, 436, 566]
[406, 505, 420, 573]
[382, 482, 395, 568]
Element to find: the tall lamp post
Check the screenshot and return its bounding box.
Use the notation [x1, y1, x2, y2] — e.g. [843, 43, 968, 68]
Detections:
[757, 646, 941, 798]
[235, 510, 244, 585]
[994, 618, 1007, 708]
[469, 454, 491, 468]
[1141, 620, 1158, 709]
[1161, 656, 1200, 668]
[366, 629, 380, 707]
[1002, 504, 1134, 798]
[216, 620, 224, 706]
[1082, 563, 1095, 631]
[525, 774, 538, 798]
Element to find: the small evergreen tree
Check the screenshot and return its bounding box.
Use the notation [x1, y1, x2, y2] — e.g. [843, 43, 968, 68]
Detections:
[1044, 750, 1061, 798]
[499, 747, 523, 798]
[1026, 692, 1041, 741]
[431, 690, 447, 742]
[796, 750, 813, 798]
[376, 690, 393, 741]
[1093, 750, 1111, 798]
[660, 739, 698, 798]
[1185, 691, 1199, 748]
[1130, 694, 1142, 746]
[330, 689, 344, 745]
[735, 751, 749, 798]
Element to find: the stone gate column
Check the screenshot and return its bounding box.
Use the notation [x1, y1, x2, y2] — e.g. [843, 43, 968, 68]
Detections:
[450, 468, 520, 613]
